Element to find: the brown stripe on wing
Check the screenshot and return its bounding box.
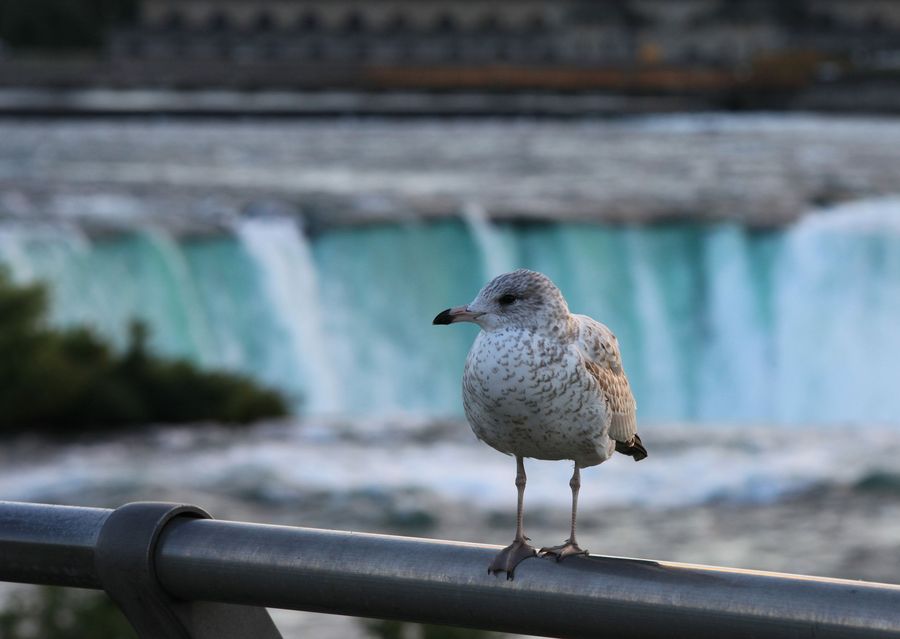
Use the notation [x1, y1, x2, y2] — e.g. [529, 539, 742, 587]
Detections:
[584, 358, 640, 445]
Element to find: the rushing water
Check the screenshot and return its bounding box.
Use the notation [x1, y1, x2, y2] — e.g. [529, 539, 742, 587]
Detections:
[2, 115, 900, 637]
[2, 197, 900, 424]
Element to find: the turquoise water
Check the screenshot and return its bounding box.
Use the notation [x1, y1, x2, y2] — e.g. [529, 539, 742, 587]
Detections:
[2, 197, 900, 424]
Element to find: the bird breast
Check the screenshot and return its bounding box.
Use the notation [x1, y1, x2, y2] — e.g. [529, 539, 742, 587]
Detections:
[462, 328, 614, 467]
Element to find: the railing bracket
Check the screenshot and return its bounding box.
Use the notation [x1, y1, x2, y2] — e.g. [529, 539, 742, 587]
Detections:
[94, 502, 281, 639]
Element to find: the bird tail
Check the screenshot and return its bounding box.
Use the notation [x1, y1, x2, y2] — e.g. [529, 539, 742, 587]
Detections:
[615, 433, 648, 461]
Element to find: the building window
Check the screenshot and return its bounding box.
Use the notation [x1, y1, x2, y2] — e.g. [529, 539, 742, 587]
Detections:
[478, 15, 502, 34]
[297, 12, 320, 32]
[263, 42, 282, 60]
[434, 13, 458, 33]
[127, 38, 144, 58]
[255, 12, 274, 33]
[343, 12, 366, 34]
[307, 42, 323, 60]
[208, 12, 230, 33]
[865, 15, 884, 33]
[385, 14, 409, 33]
[525, 14, 546, 32]
[163, 11, 184, 31]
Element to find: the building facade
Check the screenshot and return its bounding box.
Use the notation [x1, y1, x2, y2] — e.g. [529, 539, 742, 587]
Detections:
[107, 1, 900, 86]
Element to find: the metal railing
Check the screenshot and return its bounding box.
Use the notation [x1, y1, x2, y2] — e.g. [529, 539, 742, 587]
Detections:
[1, 500, 899, 639]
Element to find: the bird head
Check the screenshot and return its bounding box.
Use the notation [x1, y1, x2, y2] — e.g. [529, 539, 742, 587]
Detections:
[433, 269, 569, 331]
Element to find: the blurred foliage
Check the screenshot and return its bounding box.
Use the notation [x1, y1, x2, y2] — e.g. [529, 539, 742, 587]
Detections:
[364, 619, 496, 639]
[0, 271, 289, 435]
[0, 587, 135, 639]
[0, 0, 137, 51]
[0, 588, 499, 639]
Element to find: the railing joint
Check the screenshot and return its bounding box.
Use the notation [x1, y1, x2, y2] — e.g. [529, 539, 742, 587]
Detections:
[94, 501, 281, 639]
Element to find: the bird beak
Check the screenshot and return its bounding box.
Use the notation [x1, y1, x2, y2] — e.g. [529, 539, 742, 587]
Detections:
[433, 305, 482, 325]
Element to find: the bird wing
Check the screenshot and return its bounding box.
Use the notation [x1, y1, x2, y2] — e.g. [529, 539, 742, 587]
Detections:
[573, 314, 637, 443]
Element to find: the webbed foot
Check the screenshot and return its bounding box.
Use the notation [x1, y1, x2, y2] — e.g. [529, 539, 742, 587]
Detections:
[539, 540, 589, 562]
[488, 537, 537, 580]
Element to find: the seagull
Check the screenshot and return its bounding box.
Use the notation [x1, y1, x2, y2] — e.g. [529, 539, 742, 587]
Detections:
[433, 269, 647, 579]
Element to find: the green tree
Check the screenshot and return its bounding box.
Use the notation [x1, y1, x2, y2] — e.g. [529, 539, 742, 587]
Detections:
[0, 271, 289, 435]
[0, 587, 136, 639]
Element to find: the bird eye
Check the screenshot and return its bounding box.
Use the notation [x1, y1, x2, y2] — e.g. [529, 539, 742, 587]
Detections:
[498, 294, 517, 305]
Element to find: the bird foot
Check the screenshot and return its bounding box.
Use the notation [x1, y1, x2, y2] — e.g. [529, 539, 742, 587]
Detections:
[539, 540, 589, 562]
[488, 537, 537, 580]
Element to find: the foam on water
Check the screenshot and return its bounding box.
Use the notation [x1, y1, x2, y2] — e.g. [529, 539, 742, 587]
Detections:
[1, 420, 897, 512]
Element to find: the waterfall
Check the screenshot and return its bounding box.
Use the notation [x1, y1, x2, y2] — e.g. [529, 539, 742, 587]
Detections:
[696, 226, 772, 421]
[0, 223, 291, 397]
[310, 221, 482, 415]
[460, 202, 517, 279]
[624, 228, 694, 421]
[235, 216, 341, 413]
[3, 198, 900, 425]
[137, 231, 217, 366]
[773, 198, 900, 424]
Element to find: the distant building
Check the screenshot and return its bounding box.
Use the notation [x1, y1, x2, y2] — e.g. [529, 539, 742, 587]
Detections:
[115, 1, 567, 65]
[111, 0, 900, 68]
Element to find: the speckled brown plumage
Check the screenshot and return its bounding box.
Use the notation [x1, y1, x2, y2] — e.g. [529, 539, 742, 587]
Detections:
[434, 269, 647, 578]
[457, 272, 643, 468]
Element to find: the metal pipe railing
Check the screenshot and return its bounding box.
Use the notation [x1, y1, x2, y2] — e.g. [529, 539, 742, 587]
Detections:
[0, 500, 108, 589]
[2, 500, 900, 639]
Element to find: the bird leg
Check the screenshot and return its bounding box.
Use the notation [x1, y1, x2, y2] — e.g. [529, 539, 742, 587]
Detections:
[488, 455, 537, 579]
[540, 465, 589, 561]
